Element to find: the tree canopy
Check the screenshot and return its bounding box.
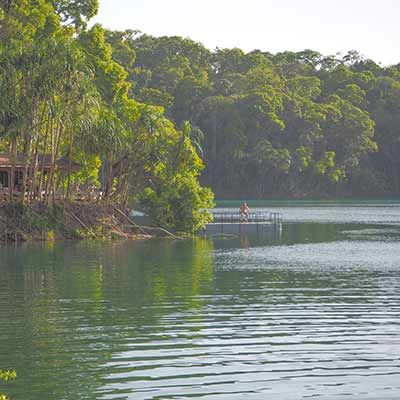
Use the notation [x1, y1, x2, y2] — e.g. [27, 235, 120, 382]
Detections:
[106, 33, 400, 198]
[0, 1, 213, 233]
[2, 0, 400, 218]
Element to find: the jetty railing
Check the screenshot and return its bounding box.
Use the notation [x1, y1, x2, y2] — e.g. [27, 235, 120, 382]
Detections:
[212, 211, 282, 224]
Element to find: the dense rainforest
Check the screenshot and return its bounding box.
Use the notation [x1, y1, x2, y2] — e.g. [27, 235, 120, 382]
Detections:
[104, 32, 400, 198]
[2, 1, 400, 238]
[0, 0, 214, 233]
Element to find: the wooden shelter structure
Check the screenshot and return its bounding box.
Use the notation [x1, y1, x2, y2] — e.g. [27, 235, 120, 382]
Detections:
[0, 152, 80, 191]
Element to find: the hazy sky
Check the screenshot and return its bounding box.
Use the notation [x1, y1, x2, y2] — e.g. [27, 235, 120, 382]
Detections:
[92, 0, 400, 65]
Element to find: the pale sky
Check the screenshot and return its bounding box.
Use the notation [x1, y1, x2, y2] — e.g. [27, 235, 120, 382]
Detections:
[92, 0, 400, 66]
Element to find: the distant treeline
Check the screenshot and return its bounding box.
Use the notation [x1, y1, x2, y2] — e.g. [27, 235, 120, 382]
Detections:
[104, 31, 400, 198]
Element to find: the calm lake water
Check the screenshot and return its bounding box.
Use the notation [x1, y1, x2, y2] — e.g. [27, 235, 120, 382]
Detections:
[1, 201, 400, 399]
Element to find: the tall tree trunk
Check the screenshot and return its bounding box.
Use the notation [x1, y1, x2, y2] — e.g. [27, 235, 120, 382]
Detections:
[65, 130, 74, 201]
[105, 151, 114, 203]
[38, 117, 51, 202]
[9, 137, 17, 202]
[45, 121, 63, 206]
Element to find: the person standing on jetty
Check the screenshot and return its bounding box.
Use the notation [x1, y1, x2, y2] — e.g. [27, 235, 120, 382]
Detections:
[239, 202, 250, 222]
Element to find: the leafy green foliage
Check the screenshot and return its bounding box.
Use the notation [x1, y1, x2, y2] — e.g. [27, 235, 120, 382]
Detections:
[0, 369, 16, 400]
[4, 0, 400, 229]
[0, 1, 213, 233]
[52, 0, 99, 29]
[139, 176, 214, 233]
[106, 35, 400, 198]
[0, 370, 16, 383]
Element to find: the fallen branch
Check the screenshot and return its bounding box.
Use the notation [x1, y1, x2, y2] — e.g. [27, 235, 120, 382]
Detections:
[66, 210, 96, 239]
[112, 206, 184, 240]
[112, 206, 149, 236]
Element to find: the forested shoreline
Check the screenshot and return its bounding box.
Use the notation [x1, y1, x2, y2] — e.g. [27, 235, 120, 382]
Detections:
[105, 33, 400, 198]
[0, 0, 213, 234]
[1, 0, 400, 241]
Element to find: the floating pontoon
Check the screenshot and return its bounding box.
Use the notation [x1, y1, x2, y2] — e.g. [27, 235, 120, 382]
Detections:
[203, 210, 282, 236]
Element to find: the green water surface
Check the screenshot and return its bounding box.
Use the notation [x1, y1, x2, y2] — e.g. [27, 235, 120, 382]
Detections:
[1, 201, 400, 399]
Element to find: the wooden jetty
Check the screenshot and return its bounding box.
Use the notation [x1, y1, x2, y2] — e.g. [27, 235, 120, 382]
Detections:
[203, 210, 282, 236]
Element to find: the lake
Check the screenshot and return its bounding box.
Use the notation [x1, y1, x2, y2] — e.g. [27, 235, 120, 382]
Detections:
[1, 200, 400, 399]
